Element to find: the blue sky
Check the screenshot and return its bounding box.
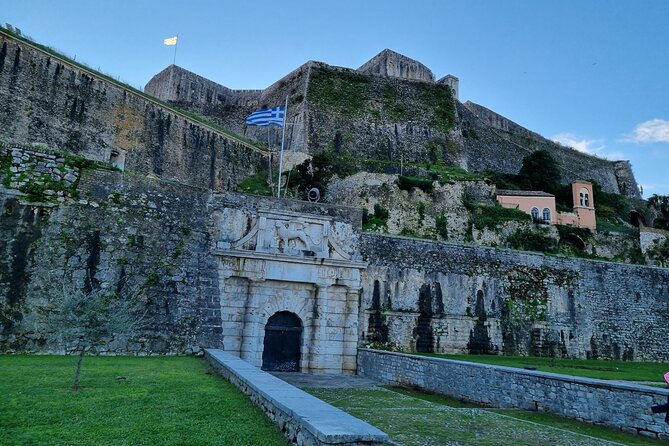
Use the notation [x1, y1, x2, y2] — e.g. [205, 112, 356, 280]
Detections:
[3, 0, 668, 197]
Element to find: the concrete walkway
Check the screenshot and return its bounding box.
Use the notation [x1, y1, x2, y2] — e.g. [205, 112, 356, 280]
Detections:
[272, 372, 381, 389]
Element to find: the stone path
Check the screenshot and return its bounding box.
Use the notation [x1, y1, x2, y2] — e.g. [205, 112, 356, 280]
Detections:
[271, 372, 380, 389]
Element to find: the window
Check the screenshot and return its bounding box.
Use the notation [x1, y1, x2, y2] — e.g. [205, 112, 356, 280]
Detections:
[542, 208, 551, 222]
[109, 150, 126, 171]
[579, 187, 590, 207]
[531, 207, 539, 220]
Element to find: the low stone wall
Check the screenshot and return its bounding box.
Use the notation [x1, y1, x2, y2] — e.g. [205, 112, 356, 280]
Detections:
[205, 349, 389, 446]
[358, 349, 669, 440]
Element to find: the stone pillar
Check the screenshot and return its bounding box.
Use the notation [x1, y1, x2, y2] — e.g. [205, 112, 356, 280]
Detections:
[239, 279, 264, 367]
[342, 288, 360, 373]
[218, 261, 245, 355]
[310, 284, 345, 373]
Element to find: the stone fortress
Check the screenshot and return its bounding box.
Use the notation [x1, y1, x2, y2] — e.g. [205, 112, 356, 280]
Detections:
[1, 27, 667, 383]
[145, 48, 640, 200]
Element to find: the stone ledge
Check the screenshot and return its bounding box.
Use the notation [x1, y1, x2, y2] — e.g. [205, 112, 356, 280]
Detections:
[205, 349, 390, 446]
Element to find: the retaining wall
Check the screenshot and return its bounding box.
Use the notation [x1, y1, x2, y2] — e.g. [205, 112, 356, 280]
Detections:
[206, 349, 389, 446]
[358, 349, 669, 440]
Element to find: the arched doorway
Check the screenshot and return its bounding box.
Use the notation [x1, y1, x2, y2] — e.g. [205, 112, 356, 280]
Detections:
[262, 311, 302, 372]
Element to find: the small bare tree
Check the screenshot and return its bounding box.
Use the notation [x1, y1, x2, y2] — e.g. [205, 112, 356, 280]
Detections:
[41, 282, 144, 391]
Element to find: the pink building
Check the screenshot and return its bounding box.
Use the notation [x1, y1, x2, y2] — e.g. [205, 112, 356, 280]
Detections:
[496, 181, 596, 231]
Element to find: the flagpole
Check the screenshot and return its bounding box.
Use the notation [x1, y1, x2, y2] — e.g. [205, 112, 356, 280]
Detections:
[173, 34, 178, 65]
[277, 96, 289, 198]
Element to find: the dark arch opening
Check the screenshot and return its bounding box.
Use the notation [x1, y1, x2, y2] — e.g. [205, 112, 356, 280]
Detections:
[262, 311, 302, 372]
[565, 233, 586, 250]
[630, 210, 646, 228]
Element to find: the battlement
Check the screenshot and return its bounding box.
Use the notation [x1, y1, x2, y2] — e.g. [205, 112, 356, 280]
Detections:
[145, 65, 262, 107]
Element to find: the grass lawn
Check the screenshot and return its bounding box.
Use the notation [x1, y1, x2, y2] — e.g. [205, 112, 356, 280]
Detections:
[415, 353, 669, 382]
[308, 386, 666, 446]
[0, 355, 288, 446]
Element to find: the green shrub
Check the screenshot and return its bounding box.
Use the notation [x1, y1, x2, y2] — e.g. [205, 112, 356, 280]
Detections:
[363, 204, 390, 231]
[417, 202, 426, 224]
[469, 203, 529, 230]
[435, 213, 448, 239]
[508, 229, 558, 253]
[397, 175, 434, 193]
[400, 227, 419, 237]
[518, 150, 561, 194]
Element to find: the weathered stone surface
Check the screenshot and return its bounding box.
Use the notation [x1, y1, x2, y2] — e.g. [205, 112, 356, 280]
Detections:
[360, 234, 669, 360]
[327, 172, 484, 242]
[358, 349, 669, 438]
[357, 49, 435, 82]
[145, 54, 639, 198]
[0, 33, 266, 191]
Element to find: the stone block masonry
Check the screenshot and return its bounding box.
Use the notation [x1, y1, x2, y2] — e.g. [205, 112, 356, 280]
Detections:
[146, 49, 640, 198]
[1, 166, 221, 354]
[0, 31, 267, 191]
[360, 233, 669, 361]
[206, 349, 390, 446]
[358, 349, 669, 440]
[0, 145, 81, 202]
[1, 155, 368, 362]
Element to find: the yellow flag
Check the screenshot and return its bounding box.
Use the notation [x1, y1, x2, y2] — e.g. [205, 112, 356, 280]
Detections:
[163, 36, 177, 46]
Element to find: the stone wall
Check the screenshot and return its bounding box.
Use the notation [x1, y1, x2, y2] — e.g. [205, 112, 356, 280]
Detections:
[358, 349, 669, 440]
[1, 151, 365, 360]
[357, 49, 435, 82]
[460, 102, 640, 198]
[143, 53, 640, 198]
[144, 65, 261, 107]
[1, 145, 81, 202]
[0, 167, 221, 354]
[0, 31, 266, 191]
[359, 234, 669, 361]
[145, 62, 313, 155]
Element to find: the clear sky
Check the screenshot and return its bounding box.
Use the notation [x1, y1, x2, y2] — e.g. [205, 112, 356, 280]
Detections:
[3, 0, 668, 197]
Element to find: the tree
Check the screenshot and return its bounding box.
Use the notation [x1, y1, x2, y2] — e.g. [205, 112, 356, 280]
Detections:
[649, 194, 669, 230]
[40, 283, 143, 391]
[287, 150, 356, 198]
[647, 238, 669, 267]
[518, 150, 561, 194]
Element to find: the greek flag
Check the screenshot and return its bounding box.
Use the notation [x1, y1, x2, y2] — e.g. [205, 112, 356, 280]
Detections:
[246, 106, 286, 127]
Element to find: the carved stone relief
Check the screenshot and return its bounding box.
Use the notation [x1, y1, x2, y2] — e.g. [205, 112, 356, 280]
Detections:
[216, 209, 357, 261]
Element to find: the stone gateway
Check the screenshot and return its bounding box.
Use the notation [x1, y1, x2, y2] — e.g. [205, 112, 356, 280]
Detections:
[213, 208, 366, 373]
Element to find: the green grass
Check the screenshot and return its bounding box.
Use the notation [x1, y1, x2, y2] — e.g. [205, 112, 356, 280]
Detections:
[414, 353, 669, 382]
[307, 386, 661, 446]
[386, 386, 666, 446]
[0, 355, 288, 446]
[235, 170, 273, 196]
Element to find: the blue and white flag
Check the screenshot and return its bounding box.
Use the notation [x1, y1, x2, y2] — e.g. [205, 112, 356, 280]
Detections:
[246, 106, 286, 127]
